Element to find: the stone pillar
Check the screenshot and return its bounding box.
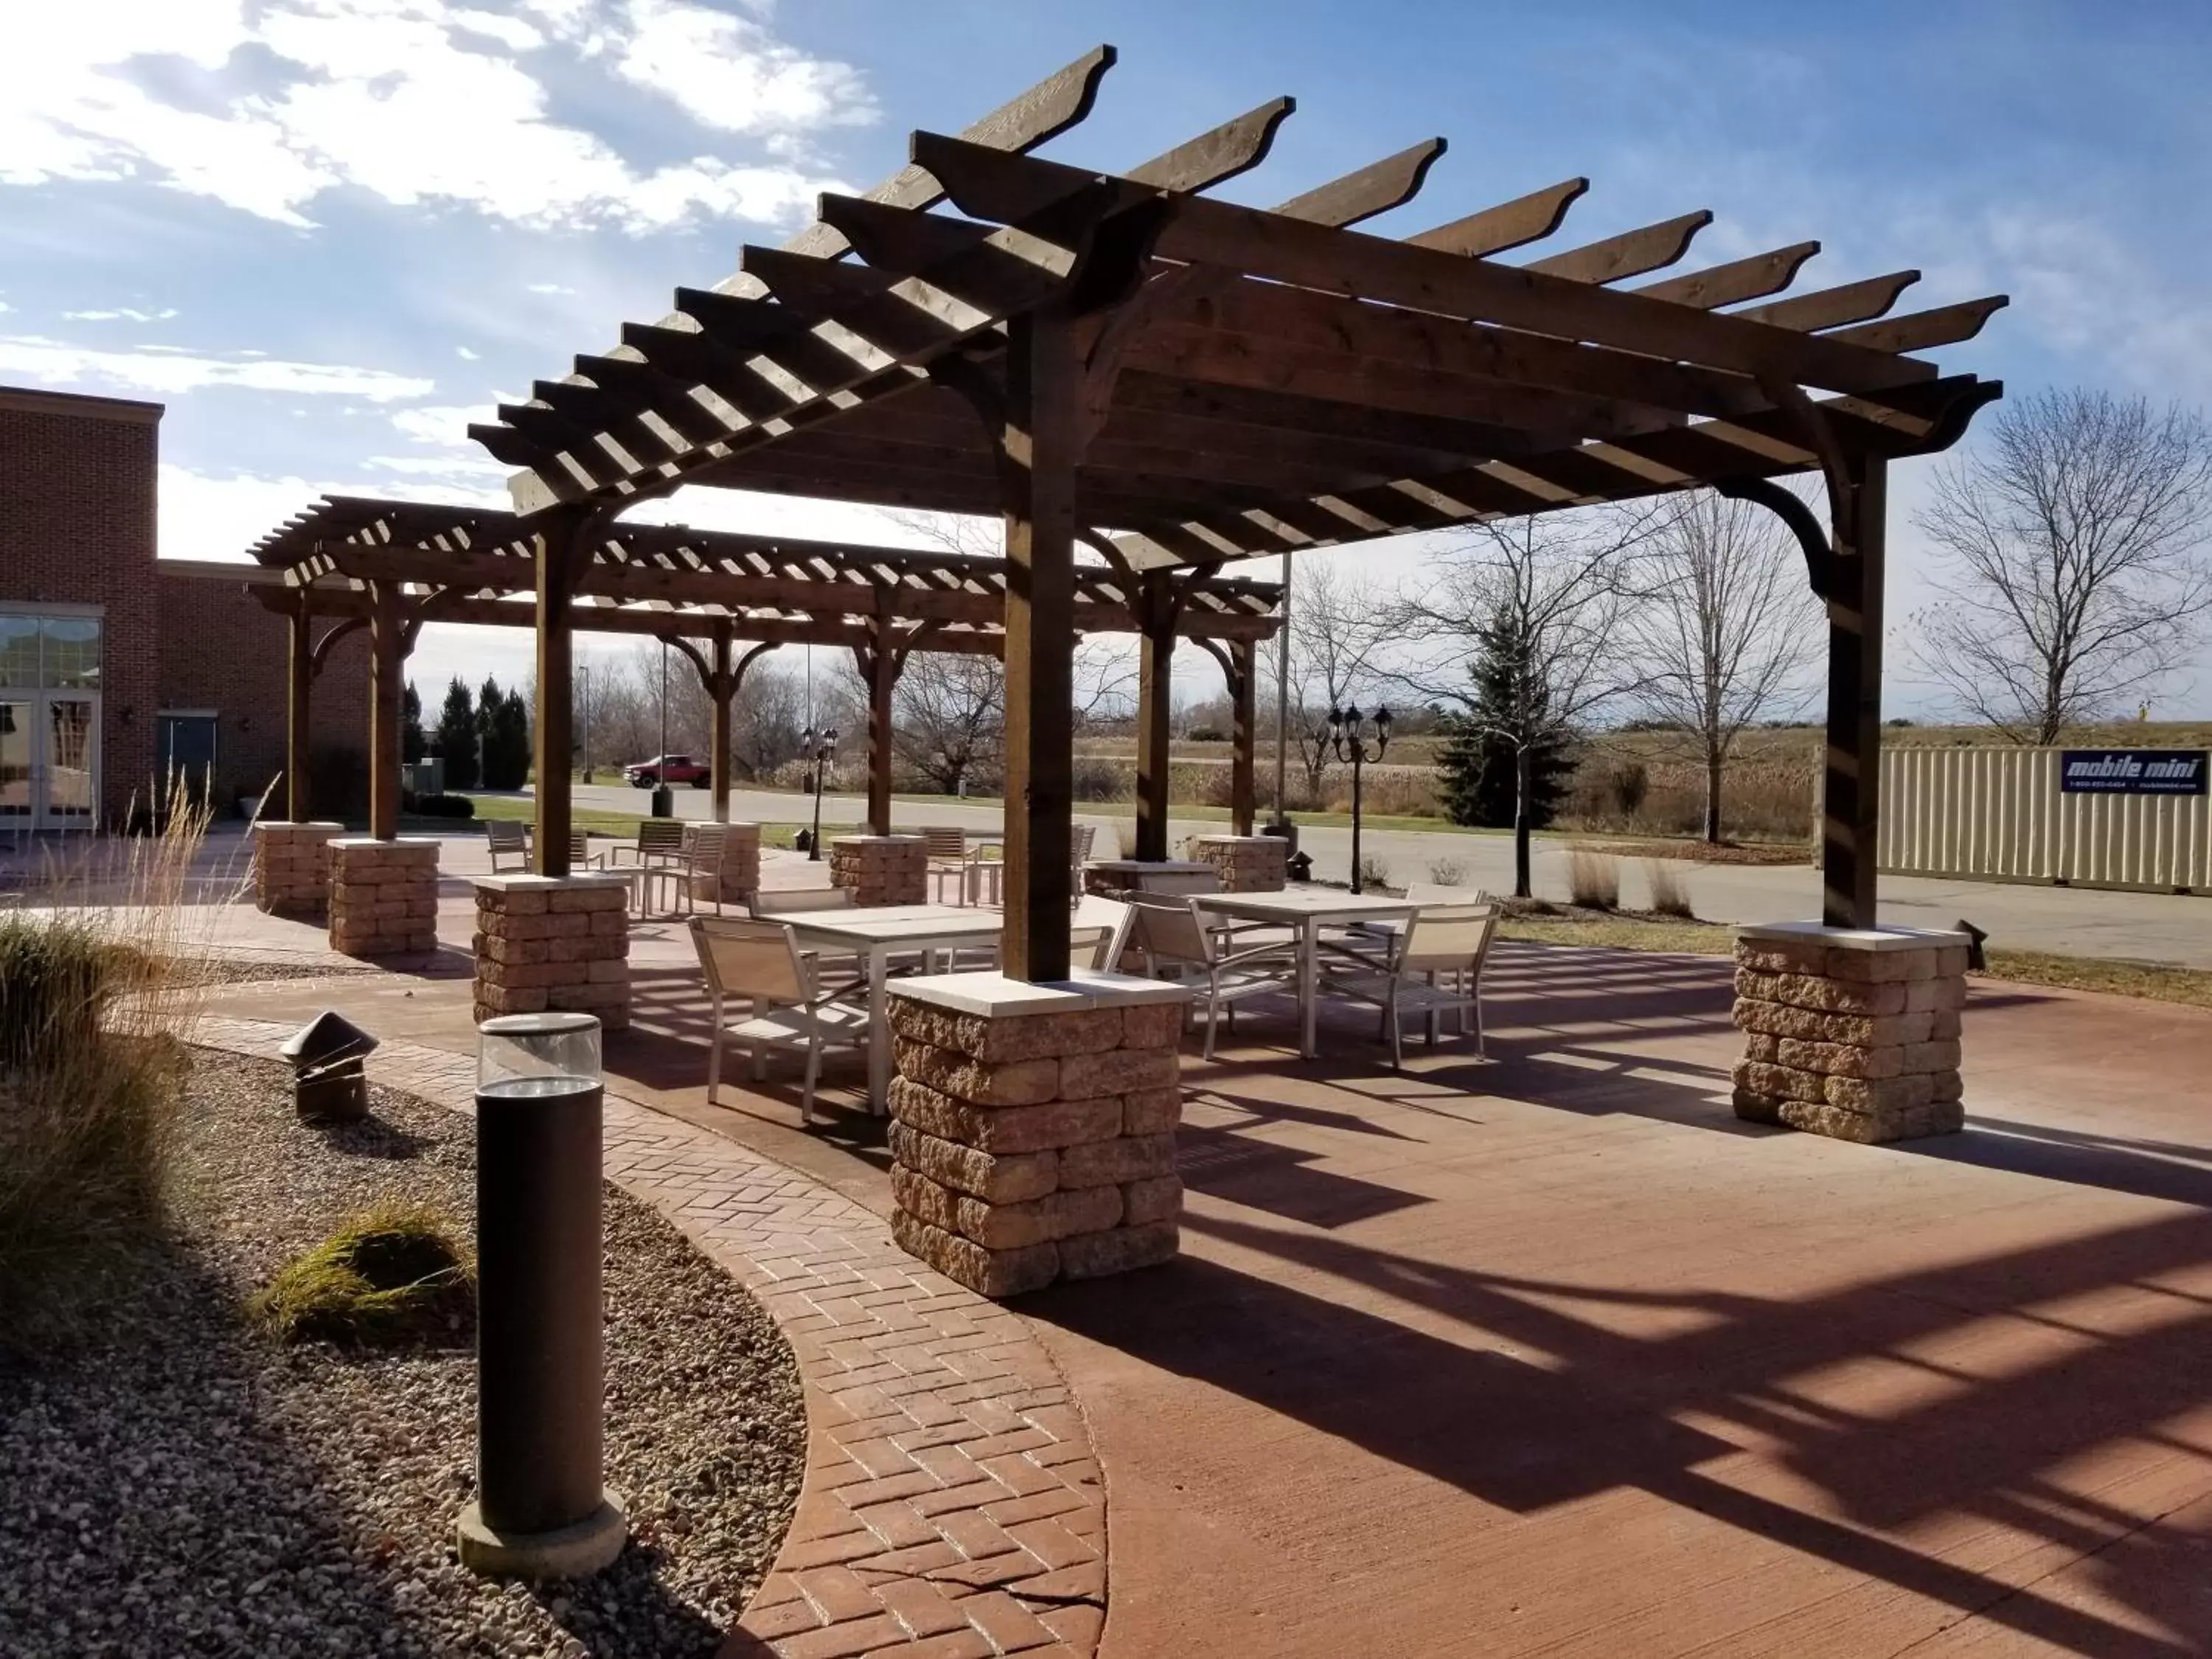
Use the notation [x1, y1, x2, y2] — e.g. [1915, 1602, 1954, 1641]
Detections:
[1189, 833, 1287, 893]
[828, 834, 926, 907]
[689, 823, 761, 908]
[471, 874, 632, 1032]
[1730, 922, 1969, 1144]
[251, 820, 344, 918]
[886, 972, 1192, 1298]
[327, 837, 440, 957]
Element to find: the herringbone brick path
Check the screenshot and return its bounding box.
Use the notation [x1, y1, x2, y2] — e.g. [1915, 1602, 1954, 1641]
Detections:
[193, 1016, 1107, 1658]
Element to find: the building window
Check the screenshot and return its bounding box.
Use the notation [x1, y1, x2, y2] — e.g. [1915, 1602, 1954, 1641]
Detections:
[0, 611, 103, 689]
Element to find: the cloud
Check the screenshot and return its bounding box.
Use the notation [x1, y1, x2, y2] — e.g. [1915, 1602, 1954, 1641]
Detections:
[456, 345, 479, 360]
[389, 402, 496, 445]
[2, 1, 860, 232]
[527, 282, 577, 295]
[159, 461, 507, 563]
[613, 0, 874, 137]
[63, 307, 178, 322]
[0, 334, 434, 400]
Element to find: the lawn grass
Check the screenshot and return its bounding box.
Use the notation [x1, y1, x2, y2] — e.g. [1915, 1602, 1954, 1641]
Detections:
[431, 796, 801, 849]
[1495, 908, 2212, 1012]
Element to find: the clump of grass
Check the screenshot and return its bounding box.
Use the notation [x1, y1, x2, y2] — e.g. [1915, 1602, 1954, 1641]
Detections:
[1644, 859, 1694, 919]
[0, 782, 226, 1362]
[1427, 858, 1467, 886]
[250, 1203, 475, 1347]
[1566, 849, 1619, 911]
[1357, 853, 1394, 893]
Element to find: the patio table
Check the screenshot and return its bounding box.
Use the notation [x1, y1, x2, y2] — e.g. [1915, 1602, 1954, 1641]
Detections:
[1194, 889, 1419, 1058]
[782, 899, 1124, 1113]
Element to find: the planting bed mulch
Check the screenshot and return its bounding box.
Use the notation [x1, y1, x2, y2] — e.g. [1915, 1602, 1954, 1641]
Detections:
[0, 1051, 804, 1659]
[168, 955, 389, 987]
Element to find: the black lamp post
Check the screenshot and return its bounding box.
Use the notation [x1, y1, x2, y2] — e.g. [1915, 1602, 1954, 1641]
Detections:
[800, 725, 837, 861]
[1325, 705, 1392, 894]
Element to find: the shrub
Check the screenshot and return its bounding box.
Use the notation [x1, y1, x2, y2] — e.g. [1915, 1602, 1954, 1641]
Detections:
[1644, 859, 1694, 919]
[250, 1203, 475, 1347]
[1357, 854, 1394, 893]
[1610, 761, 1649, 818]
[0, 784, 218, 1360]
[1567, 849, 1619, 910]
[1427, 858, 1468, 886]
[409, 793, 476, 819]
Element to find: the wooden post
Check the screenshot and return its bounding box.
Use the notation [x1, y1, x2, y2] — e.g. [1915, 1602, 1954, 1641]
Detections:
[1823, 453, 1885, 929]
[534, 517, 582, 878]
[367, 584, 403, 841]
[1000, 310, 1081, 981]
[286, 600, 313, 822]
[1134, 572, 1175, 861]
[710, 619, 734, 824]
[866, 620, 897, 836]
[1229, 636, 1257, 837]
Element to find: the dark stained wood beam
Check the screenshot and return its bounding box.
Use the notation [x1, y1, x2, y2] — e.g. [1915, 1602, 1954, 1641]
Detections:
[1824, 296, 2009, 354]
[1524, 210, 1714, 284]
[1409, 178, 1589, 257]
[1636, 242, 1820, 309]
[1735, 271, 1920, 332]
[1272, 138, 1447, 228]
[1125, 96, 1295, 192]
[914, 136, 1938, 397]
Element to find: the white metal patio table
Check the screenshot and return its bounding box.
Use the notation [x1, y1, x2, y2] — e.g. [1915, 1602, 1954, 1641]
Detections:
[1193, 888, 1420, 1059]
[782, 899, 1123, 1114]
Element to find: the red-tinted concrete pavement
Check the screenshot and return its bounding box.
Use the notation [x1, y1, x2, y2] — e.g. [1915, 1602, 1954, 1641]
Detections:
[193, 905, 2212, 1657]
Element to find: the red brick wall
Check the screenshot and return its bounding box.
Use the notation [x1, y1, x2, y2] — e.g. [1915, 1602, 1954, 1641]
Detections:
[153, 576, 370, 815]
[0, 388, 160, 824]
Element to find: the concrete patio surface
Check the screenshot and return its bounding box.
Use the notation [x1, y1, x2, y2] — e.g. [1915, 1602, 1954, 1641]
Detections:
[167, 848, 2212, 1658]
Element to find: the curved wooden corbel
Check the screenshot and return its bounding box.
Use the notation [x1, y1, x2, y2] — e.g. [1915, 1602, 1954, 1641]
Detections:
[1713, 478, 1832, 600]
[309, 614, 368, 677]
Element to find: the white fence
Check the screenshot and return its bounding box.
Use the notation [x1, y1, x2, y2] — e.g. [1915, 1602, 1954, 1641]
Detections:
[1877, 747, 2211, 893]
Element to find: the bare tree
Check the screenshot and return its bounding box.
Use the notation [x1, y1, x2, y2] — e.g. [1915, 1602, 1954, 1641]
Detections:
[1394, 507, 1665, 895]
[1912, 389, 2212, 742]
[894, 653, 1006, 794]
[1287, 560, 1392, 799]
[1627, 490, 1820, 841]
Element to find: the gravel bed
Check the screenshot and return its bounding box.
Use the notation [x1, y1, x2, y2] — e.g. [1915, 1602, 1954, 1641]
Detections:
[170, 956, 388, 987]
[0, 1052, 805, 1658]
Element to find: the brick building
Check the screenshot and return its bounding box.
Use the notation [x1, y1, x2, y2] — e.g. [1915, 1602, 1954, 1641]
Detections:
[1, 384, 366, 830]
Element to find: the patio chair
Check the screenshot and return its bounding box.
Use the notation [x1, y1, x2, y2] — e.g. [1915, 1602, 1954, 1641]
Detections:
[1113, 893, 1294, 1060]
[613, 818, 686, 869]
[568, 830, 603, 870]
[677, 822, 733, 917]
[922, 827, 972, 905]
[1318, 902, 1499, 1068]
[485, 819, 531, 872]
[689, 917, 867, 1126]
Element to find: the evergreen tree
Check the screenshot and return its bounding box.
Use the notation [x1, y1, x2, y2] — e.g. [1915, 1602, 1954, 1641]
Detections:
[431, 677, 479, 791]
[400, 681, 426, 765]
[477, 681, 533, 790]
[1432, 603, 1573, 832]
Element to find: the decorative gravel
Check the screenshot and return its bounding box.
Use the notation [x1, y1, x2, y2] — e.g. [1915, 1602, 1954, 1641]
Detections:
[171, 956, 388, 987]
[0, 1052, 805, 1658]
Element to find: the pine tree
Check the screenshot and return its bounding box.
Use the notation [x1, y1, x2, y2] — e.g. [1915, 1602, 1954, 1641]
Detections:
[477, 683, 533, 790]
[431, 677, 478, 791]
[1432, 603, 1573, 832]
[400, 681, 426, 765]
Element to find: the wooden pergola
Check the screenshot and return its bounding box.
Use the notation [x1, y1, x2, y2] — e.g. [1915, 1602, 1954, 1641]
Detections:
[245, 492, 1279, 840]
[463, 44, 2005, 978]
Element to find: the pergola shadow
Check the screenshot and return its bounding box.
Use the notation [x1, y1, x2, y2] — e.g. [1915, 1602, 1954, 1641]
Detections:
[1029, 1207, 2212, 1656]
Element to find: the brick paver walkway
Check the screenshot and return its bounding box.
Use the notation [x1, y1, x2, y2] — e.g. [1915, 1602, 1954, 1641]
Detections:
[193, 1015, 1107, 1659]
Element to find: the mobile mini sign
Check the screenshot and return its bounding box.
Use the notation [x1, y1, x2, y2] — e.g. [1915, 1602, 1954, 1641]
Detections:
[2058, 749, 2209, 796]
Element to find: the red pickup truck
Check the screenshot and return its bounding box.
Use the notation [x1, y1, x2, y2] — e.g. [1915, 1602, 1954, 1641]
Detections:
[624, 754, 710, 787]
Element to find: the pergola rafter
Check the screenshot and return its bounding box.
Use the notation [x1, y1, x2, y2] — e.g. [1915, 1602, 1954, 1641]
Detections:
[431, 44, 2003, 968]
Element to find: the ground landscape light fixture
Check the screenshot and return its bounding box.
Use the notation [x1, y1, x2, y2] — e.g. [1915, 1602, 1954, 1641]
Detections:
[456, 1011, 626, 1579]
[801, 724, 838, 861]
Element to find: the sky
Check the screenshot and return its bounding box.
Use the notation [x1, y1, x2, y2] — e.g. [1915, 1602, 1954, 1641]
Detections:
[7, 0, 2212, 720]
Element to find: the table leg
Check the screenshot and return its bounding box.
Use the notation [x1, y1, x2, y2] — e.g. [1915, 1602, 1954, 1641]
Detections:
[867, 948, 891, 1116]
[1300, 917, 1318, 1059]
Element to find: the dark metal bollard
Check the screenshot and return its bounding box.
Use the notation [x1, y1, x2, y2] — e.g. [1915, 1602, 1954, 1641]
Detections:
[455, 1012, 626, 1579]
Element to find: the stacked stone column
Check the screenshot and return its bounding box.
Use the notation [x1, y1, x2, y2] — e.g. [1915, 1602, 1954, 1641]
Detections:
[327, 838, 440, 957]
[1731, 922, 1969, 1144]
[689, 822, 761, 908]
[251, 820, 344, 918]
[829, 834, 926, 906]
[470, 874, 632, 1032]
[1189, 834, 1288, 892]
[886, 973, 1192, 1298]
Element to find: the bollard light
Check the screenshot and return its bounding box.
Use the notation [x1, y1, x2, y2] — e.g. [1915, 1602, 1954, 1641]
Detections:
[455, 1012, 626, 1579]
[278, 1010, 378, 1126]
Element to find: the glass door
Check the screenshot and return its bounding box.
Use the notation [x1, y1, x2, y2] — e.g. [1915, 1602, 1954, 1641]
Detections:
[0, 700, 31, 831]
[39, 695, 98, 830]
